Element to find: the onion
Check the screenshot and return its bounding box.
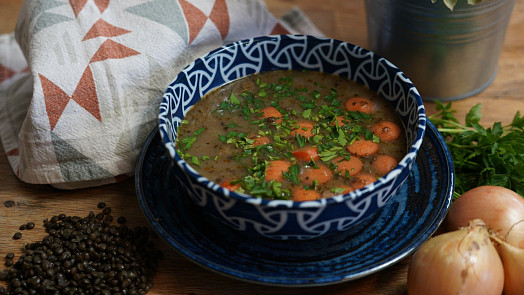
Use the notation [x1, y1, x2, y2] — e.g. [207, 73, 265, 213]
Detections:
[506, 220, 524, 248]
[444, 186, 524, 248]
[408, 219, 504, 295]
[495, 239, 524, 295]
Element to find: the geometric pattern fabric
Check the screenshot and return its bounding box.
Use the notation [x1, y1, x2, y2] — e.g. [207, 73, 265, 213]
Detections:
[0, 0, 321, 188]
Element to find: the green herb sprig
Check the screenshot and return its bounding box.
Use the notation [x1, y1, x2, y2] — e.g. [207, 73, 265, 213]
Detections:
[429, 102, 524, 198]
[431, 0, 488, 11]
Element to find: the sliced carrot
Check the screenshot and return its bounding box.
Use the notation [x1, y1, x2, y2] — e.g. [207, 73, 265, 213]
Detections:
[345, 97, 375, 114]
[332, 156, 363, 176]
[290, 121, 315, 138]
[372, 155, 398, 176]
[265, 160, 291, 182]
[220, 179, 241, 192]
[372, 121, 401, 142]
[261, 106, 282, 124]
[332, 115, 351, 127]
[347, 139, 379, 156]
[299, 164, 333, 186]
[249, 135, 271, 147]
[292, 146, 320, 161]
[352, 173, 378, 190]
[292, 187, 321, 201]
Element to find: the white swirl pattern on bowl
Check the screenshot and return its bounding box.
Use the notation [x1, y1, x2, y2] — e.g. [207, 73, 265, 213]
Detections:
[159, 35, 426, 240]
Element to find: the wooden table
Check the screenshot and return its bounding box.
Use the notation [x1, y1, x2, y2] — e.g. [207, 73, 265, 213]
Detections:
[1, 0, 523, 294]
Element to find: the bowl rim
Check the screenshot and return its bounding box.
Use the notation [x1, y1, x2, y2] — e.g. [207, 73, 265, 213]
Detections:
[158, 34, 426, 208]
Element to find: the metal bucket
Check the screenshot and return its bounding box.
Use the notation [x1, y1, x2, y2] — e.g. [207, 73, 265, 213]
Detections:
[365, 0, 515, 101]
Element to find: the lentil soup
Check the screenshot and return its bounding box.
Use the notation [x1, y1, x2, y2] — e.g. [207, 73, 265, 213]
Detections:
[176, 70, 406, 201]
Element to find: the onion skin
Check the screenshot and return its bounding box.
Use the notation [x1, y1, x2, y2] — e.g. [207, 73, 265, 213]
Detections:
[496, 241, 524, 295]
[408, 219, 504, 295]
[506, 221, 524, 249]
[444, 186, 524, 248]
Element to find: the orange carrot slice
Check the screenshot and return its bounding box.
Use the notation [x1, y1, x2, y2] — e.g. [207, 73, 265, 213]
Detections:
[332, 115, 351, 127]
[291, 121, 315, 138]
[220, 179, 240, 191]
[347, 139, 379, 156]
[265, 160, 291, 182]
[345, 97, 375, 114]
[299, 164, 333, 186]
[372, 155, 398, 175]
[332, 156, 363, 176]
[292, 146, 320, 161]
[372, 121, 401, 142]
[352, 173, 378, 190]
[261, 106, 282, 124]
[292, 187, 321, 201]
[250, 135, 271, 147]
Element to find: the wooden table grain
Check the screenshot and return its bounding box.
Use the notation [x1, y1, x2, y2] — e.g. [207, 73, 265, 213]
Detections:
[1, 0, 523, 294]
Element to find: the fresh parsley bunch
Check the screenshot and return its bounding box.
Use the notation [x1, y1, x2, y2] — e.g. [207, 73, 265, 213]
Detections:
[429, 102, 524, 198]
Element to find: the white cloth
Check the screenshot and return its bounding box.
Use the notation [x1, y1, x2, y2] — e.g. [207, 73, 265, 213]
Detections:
[0, 0, 322, 189]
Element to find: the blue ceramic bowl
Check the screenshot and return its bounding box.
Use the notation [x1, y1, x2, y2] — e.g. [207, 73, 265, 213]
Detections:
[158, 35, 426, 240]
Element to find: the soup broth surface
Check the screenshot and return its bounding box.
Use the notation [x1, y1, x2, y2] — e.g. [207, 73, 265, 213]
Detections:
[176, 70, 406, 201]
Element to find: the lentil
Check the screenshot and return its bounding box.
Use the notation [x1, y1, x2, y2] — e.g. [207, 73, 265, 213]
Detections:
[25, 222, 35, 230]
[3, 201, 15, 208]
[117, 216, 126, 224]
[102, 207, 111, 215]
[0, 205, 162, 294]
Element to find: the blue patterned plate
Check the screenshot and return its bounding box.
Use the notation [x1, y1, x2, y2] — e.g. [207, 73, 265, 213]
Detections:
[135, 120, 453, 286]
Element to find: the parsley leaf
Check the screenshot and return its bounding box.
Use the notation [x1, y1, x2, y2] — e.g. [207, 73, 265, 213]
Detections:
[429, 102, 524, 198]
[283, 164, 300, 184]
[229, 93, 240, 105]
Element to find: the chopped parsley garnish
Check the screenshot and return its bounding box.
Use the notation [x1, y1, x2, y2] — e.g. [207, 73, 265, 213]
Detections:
[229, 93, 240, 105]
[283, 164, 300, 184]
[175, 70, 404, 200]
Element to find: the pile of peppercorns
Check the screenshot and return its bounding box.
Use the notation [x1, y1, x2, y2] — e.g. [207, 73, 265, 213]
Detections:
[0, 203, 162, 294]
